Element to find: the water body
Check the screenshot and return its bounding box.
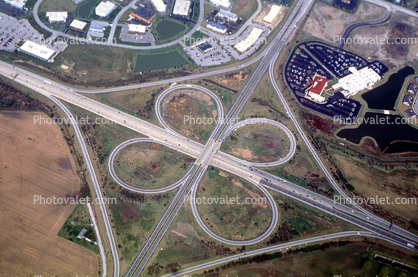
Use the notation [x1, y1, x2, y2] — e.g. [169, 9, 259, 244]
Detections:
[361, 66, 415, 110]
[337, 112, 418, 153]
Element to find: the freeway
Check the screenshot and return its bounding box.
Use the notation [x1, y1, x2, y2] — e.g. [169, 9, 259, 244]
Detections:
[48, 97, 119, 277]
[161, 231, 413, 277]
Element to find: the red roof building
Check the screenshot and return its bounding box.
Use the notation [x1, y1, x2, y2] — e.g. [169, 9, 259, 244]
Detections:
[306, 73, 328, 102]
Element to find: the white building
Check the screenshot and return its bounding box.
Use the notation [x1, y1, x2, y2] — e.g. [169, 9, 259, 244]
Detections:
[234, 27, 263, 53]
[335, 67, 381, 97]
[46, 12, 68, 23]
[151, 0, 166, 12]
[263, 4, 281, 24]
[95, 1, 116, 17]
[5, 0, 26, 9]
[70, 19, 87, 30]
[128, 24, 147, 34]
[207, 21, 226, 34]
[172, 0, 191, 16]
[19, 41, 58, 63]
[210, 0, 230, 8]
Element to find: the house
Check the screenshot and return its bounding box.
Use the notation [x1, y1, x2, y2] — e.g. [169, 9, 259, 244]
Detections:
[403, 94, 414, 107]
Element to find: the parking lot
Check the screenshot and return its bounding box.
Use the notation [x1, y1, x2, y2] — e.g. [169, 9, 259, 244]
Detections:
[118, 24, 155, 45]
[0, 12, 67, 54]
[181, 39, 231, 66]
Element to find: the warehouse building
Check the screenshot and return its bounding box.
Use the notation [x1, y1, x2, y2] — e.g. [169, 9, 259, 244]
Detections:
[334, 67, 381, 97]
[128, 24, 147, 34]
[46, 12, 68, 23]
[234, 27, 263, 53]
[70, 19, 87, 30]
[4, 0, 26, 9]
[19, 41, 58, 63]
[172, 0, 191, 16]
[95, 1, 116, 17]
[130, 6, 156, 23]
[210, 0, 230, 8]
[207, 20, 226, 34]
[263, 4, 281, 24]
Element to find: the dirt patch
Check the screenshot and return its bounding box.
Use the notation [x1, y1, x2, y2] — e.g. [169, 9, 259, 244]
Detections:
[216, 71, 249, 87]
[232, 178, 268, 209]
[0, 111, 98, 276]
[346, 14, 418, 67]
[120, 202, 140, 223]
[307, 113, 341, 137]
[303, 1, 385, 44]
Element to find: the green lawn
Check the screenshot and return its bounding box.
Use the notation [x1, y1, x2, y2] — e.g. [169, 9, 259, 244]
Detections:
[155, 19, 186, 40]
[76, 0, 101, 18]
[184, 30, 208, 46]
[134, 51, 189, 72]
[38, 0, 77, 12]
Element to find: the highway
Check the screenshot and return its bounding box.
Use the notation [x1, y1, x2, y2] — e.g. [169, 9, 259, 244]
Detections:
[48, 97, 120, 277]
[3, 0, 418, 276]
[160, 231, 414, 277]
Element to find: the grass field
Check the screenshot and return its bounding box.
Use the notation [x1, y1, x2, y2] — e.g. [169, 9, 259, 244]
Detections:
[134, 51, 189, 72]
[231, 0, 258, 23]
[0, 111, 98, 276]
[154, 19, 186, 40]
[113, 142, 195, 189]
[220, 123, 291, 163]
[76, 0, 101, 18]
[58, 203, 100, 254]
[38, 0, 77, 12]
[161, 89, 218, 143]
[183, 30, 208, 46]
[195, 167, 273, 241]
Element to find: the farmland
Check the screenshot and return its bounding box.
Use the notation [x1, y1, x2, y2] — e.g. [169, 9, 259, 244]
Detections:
[0, 111, 98, 276]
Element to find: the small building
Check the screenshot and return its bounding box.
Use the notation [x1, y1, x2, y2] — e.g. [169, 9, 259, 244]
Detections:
[95, 1, 116, 17]
[89, 23, 105, 33]
[207, 20, 226, 34]
[151, 0, 166, 12]
[405, 109, 417, 119]
[70, 19, 87, 30]
[217, 9, 237, 22]
[77, 228, 88, 239]
[172, 0, 191, 16]
[403, 94, 414, 107]
[408, 83, 417, 94]
[4, 0, 26, 9]
[234, 27, 263, 53]
[263, 4, 281, 24]
[128, 24, 147, 34]
[210, 0, 230, 8]
[46, 12, 68, 23]
[19, 41, 58, 63]
[197, 41, 215, 53]
[130, 6, 156, 23]
[305, 73, 328, 102]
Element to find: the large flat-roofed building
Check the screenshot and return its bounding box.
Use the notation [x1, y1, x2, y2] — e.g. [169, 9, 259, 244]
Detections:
[128, 24, 147, 34]
[131, 6, 156, 23]
[5, 0, 26, 9]
[19, 41, 58, 63]
[95, 1, 116, 17]
[305, 73, 327, 102]
[46, 12, 68, 23]
[207, 20, 226, 34]
[172, 0, 191, 16]
[152, 0, 166, 12]
[210, 0, 230, 8]
[234, 27, 263, 53]
[217, 9, 237, 22]
[263, 4, 281, 24]
[70, 19, 87, 30]
[337, 67, 381, 97]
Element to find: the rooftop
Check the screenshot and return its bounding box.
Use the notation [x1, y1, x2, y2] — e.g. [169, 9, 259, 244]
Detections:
[131, 6, 155, 21]
[95, 1, 116, 17]
[234, 27, 263, 53]
[70, 19, 87, 30]
[45, 11, 68, 22]
[263, 4, 281, 24]
[172, 0, 191, 16]
[19, 41, 57, 62]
